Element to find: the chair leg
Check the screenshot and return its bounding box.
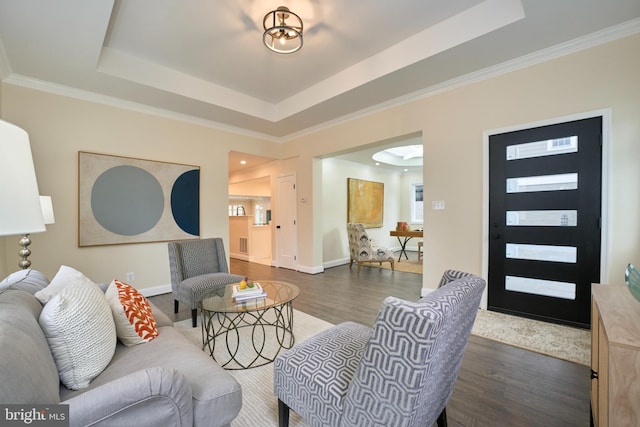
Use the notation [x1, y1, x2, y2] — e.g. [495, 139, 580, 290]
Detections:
[191, 309, 197, 328]
[390, 259, 395, 271]
[174, 299, 179, 313]
[349, 258, 353, 269]
[436, 408, 447, 427]
[278, 399, 290, 427]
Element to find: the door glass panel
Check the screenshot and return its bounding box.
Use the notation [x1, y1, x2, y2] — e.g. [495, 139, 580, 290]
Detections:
[505, 276, 576, 300]
[506, 136, 578, 160]
[506, 210, 577, 226]
[506, 173, 577, 193]
[506, 243, 577, 263]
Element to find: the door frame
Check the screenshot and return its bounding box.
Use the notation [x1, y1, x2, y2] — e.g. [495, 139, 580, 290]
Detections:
[481, 109, 611, 310]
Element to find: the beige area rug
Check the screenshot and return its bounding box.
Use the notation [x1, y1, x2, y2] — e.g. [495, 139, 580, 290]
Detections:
[174, 310, 332, 427]
[378, 258, 423, 274]
[174, 307, 589, 425]
[472, 309, 590, 366]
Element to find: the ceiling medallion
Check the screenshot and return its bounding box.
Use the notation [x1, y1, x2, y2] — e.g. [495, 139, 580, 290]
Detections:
[263, 6, 303, 54]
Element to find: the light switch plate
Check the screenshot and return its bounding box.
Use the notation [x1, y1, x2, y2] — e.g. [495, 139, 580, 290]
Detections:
[432, 200, 445, 210]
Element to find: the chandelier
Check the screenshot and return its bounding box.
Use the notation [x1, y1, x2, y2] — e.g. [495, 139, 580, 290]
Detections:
[262, 6, 303, 54]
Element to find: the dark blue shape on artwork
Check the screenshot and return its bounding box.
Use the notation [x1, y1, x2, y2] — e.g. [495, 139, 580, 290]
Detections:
[171, 169, 200, 236]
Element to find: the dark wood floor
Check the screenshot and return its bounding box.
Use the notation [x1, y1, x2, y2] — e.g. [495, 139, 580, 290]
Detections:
[148, 254, 590, 427]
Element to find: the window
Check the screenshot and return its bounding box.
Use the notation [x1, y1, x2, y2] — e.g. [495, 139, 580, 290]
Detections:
[411, 183, 423, 224]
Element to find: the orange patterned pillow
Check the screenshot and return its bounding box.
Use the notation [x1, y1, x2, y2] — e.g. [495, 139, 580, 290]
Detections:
[105, 279, 158, 346]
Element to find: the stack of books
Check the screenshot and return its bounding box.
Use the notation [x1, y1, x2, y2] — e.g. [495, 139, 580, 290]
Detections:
[232, 282, 267, 302]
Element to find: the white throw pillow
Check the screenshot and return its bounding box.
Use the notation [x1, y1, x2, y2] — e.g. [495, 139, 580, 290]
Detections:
[35, 265, 96, 304]
[39, 281, 117, 390]
[106, 279, 159, 346]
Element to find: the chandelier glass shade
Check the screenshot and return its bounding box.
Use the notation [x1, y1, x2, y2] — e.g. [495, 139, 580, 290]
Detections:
[263, 6, 303, 54]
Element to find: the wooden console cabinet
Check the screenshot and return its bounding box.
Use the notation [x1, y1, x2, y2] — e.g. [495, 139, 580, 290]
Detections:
[591, 284, 640, 426]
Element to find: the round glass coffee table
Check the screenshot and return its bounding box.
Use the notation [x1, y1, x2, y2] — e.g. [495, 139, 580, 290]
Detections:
[199, 280, 300, 370]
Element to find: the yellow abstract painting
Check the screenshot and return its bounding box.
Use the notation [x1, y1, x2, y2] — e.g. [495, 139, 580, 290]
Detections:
[347, 178, 384, 228]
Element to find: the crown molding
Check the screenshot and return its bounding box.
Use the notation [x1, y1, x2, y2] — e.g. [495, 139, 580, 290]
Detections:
[282, 18, 640, 142]
[2, 18, 638, 143]
[1, 74, 283, 143]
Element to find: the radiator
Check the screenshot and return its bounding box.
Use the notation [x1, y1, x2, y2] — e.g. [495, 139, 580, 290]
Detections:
[239, 237, 248, 254]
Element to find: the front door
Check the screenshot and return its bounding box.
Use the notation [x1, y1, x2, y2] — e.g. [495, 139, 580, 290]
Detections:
[488, 117, 602, 327]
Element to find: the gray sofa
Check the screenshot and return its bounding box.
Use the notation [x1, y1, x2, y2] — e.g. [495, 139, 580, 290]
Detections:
[0, 269, 241, 427]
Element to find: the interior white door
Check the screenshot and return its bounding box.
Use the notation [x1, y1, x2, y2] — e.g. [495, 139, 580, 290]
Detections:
[275, 174, 297, 270]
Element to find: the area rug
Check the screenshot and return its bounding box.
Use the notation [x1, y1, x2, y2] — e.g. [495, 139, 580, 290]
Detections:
[175, 307, 589, 426]
[174, 310, 332, 426]
[378, 258, 423, 274]
[472, 309, 590, 366]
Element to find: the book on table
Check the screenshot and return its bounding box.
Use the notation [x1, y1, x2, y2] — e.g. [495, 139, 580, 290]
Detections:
[232, 283, 267, 301]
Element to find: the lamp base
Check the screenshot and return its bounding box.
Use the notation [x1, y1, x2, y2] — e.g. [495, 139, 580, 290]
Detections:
[18, 234, 32, 269]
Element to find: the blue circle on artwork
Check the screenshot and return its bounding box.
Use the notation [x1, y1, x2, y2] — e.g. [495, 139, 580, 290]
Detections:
[171, 169, 199, 236]
[91, 165, 164, 236]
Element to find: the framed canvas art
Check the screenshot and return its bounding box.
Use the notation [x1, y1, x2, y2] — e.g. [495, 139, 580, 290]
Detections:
[78, 151, 200, 246]
[347, 178, 384, 228]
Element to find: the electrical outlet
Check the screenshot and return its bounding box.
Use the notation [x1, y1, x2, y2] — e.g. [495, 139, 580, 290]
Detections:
[431, 200, 446, 210]
[126, 272, 135, 282]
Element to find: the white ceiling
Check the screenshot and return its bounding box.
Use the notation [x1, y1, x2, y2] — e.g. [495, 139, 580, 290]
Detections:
[1, 0, 639, 166]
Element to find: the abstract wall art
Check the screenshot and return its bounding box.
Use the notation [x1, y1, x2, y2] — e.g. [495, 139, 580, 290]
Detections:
[79, 151, 200, 246]
[347, 178, 384, 228]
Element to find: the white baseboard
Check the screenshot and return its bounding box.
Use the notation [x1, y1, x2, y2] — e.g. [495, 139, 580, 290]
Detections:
[296, 264, 324, 274]
[323, 257, 350, 269]
[141, 283, 171, 297]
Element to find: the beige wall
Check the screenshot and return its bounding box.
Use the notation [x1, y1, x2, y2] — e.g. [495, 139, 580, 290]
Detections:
[1, 33, 638, 299]
[279, 33, 640, 291]
[0, 85, 278, 291]
[321, 158, 403, 266]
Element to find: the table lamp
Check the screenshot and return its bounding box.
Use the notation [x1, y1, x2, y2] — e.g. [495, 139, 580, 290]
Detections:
[0, 119, 46, 269]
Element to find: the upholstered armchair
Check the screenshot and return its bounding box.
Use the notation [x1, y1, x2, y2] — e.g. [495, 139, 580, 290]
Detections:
[168, 238, 244, 327]
[346, 223, 395, 272]
[274, 272, 485, 427]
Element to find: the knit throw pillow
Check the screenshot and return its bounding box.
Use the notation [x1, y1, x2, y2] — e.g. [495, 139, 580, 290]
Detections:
[106, 279, 158, 346]
[39, 281, 117, 390]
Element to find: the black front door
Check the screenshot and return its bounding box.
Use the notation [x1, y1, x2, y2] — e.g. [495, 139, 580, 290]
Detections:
[488, 117, 602, 328]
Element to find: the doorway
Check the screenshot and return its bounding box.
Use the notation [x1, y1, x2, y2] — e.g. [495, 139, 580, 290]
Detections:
[487, 116, 602, 328]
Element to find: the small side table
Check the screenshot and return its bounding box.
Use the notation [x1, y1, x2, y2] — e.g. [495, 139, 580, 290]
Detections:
[199, 280, 300, 370]
[390, 229, 423, 262]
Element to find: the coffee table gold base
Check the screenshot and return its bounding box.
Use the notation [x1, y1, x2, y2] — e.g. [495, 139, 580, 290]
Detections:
[200, 301, 295, 370]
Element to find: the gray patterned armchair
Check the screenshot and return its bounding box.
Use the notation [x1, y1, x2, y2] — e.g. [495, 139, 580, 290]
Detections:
[274, 271, 485, 427]
[347, 223, 395, 272]
[168, 238, 244, 327]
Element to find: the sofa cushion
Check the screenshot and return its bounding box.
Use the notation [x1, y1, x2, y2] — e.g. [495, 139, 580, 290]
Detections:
[0, 269, 49, 294]
[0, 289, 60, 403]
[106, 279, 159, 346]
[39, 281, 117, 390]
[60, 326, 242, 426]
[35, 265, 96, 304]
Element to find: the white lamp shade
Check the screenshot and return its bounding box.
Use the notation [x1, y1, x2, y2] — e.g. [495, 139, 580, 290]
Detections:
[40, 196, 55, 225]
[0, 120, 45, 236]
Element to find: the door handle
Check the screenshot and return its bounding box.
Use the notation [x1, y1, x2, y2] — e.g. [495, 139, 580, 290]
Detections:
[276, 225, 281, 229]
